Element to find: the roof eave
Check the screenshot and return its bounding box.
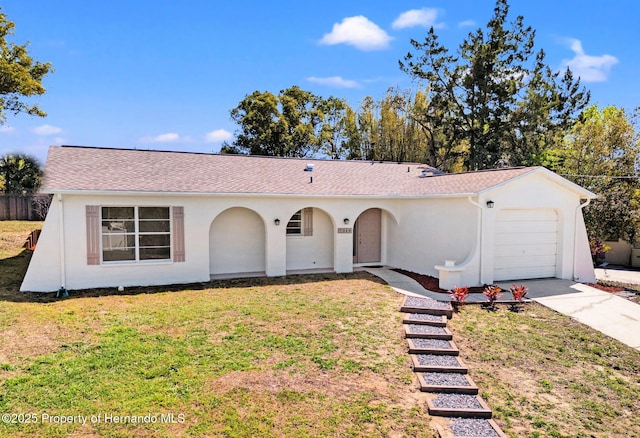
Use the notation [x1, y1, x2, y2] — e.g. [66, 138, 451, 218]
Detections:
[43, 188, 478, 199]
[478, 167, 597, 198]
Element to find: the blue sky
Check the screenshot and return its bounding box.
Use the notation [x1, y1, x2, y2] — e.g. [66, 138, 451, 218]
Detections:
[1, 0, 637, 164]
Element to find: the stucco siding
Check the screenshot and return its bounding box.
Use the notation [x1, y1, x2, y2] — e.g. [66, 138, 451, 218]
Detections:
[482, 172, 594, 283]
[286, 208, 334, 271]
[210, 207, 266, 275]
[20, 198, 63, 292]
[20, 167, 595, 291]
[387, 198, 478, 278]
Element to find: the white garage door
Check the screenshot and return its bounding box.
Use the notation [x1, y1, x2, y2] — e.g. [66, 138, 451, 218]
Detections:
[494, 209, 558, 281]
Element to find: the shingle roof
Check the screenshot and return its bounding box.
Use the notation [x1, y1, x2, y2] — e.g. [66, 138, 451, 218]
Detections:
[41, 145, 539, 197]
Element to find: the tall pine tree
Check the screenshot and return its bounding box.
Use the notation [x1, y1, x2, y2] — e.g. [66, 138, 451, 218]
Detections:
[399, 0, 589, 171]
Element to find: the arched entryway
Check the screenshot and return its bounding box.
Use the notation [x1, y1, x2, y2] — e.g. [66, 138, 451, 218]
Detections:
[353, 208, 382, 264]
[285, 207, 334, 272]
[209, 207, 266, 276]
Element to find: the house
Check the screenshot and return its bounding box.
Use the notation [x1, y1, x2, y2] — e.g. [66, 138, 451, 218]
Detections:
[21, 145, 596, 292]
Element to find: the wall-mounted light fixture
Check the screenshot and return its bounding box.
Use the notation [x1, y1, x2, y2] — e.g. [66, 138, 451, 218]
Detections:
[274, 218, 280, 226]
[486, 200, 495, 209]
[343, 218, 350, 225]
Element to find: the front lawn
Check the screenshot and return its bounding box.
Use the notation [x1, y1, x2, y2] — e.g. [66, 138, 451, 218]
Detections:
[0, 221, 639, 437]
[448, 303, 640, 437]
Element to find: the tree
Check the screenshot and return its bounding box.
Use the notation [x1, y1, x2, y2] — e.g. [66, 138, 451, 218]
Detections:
[399, 0, 589, 171]
[317, 96, 348, 159]
[0, 153, 43, 193]
[0, 7, 53, 123]
[553, 105, 640, 242]
[230, 86, 324, 158]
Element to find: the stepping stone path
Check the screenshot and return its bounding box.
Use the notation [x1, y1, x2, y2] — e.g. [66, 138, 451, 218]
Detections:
[400, 296, 507, 438]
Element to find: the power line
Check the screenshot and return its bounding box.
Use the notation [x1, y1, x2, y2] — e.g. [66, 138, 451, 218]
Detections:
[558, 174, 640, 180]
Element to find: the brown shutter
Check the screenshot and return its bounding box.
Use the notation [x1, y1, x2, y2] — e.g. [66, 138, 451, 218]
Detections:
[173, 206, 185, 262]
[303, 207, 313, 236]
[86, 205, 100, 265]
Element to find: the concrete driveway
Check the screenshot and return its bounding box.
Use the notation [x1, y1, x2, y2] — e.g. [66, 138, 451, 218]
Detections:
[518, 279, 640, 352]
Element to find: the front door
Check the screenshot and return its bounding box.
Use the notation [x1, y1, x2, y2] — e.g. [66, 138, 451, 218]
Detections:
[354, 208, 381, 263]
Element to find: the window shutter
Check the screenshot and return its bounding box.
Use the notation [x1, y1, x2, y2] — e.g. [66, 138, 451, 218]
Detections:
[173, 206, 186, 262]
[303, 207, 313, 236]
[86, 205, 100, 265]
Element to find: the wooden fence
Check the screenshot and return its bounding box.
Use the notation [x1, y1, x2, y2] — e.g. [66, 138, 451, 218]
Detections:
[0, 194, 52, 221]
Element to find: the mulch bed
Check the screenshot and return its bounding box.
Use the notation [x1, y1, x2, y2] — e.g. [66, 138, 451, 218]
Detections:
[585, 283, 625, 293]
[393, 268, 485, 294]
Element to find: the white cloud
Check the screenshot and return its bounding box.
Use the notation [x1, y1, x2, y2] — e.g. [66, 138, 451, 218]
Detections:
[319, 16, 392, 51]
[458, 20, 476, 28]
[32, 124, 63, 135]
[205, 129, 233, 143]
[154, 133, 180, 142]
[561, 38, 618, 82]
[307, 76, 361, 88]
[139, 132, 181, 143]
[392, 8, 442, 29]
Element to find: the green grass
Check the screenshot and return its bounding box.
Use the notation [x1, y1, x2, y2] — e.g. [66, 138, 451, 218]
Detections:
[1, 221, 639, 437]
[0, 279, 432, 437]
[448, 304, 640, 437]
[0, 222, 430, 437]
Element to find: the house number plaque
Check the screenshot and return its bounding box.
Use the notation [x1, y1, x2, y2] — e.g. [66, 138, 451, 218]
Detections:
[337, 228, 352, 233]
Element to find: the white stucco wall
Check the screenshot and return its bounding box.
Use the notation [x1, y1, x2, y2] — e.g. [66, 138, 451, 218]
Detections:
[286, 208, 334, 271]
[20, 169, 595, 292]
[480, 172, 595, 284]
[20, 197, 63, 292]
[21, 194, 403, 291]
[386, 197, 478, 280]
[210, 207, 266, 274]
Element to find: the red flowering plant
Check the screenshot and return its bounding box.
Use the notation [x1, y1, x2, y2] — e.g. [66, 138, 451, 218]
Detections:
[509, 284, 528, 303]
[449, 286, 469, 311]
[589, 237, 611, 266]
[483, 285, 502, 310]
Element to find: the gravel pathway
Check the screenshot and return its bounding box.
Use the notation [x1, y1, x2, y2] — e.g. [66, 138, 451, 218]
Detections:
[406, 313, 443, 322]
[451, 418, 499, 437]
[421, 372, 470, 386]
[432, 393, 483, 409]
[406, 324, 448, 335]
[411, 338, 452, 349]
[415, 354, 461, 367]
[404, 296, 451, 310]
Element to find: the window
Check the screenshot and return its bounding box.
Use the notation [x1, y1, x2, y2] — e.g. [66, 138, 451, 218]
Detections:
[286, 210, 303, 235]
[286, 208, 313, 236]
[101, 206, 171, 262]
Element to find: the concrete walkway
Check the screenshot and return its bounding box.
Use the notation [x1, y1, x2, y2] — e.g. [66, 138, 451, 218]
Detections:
[366, 267, 640, 352]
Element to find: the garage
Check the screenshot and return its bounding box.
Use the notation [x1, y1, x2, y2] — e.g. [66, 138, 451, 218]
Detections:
[494, 209, 559, 281]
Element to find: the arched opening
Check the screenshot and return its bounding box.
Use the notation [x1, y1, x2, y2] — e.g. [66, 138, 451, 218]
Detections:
[285, 207, 334, 272]
[209, 207, 266, 277]
[353, 208, 382, 264]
